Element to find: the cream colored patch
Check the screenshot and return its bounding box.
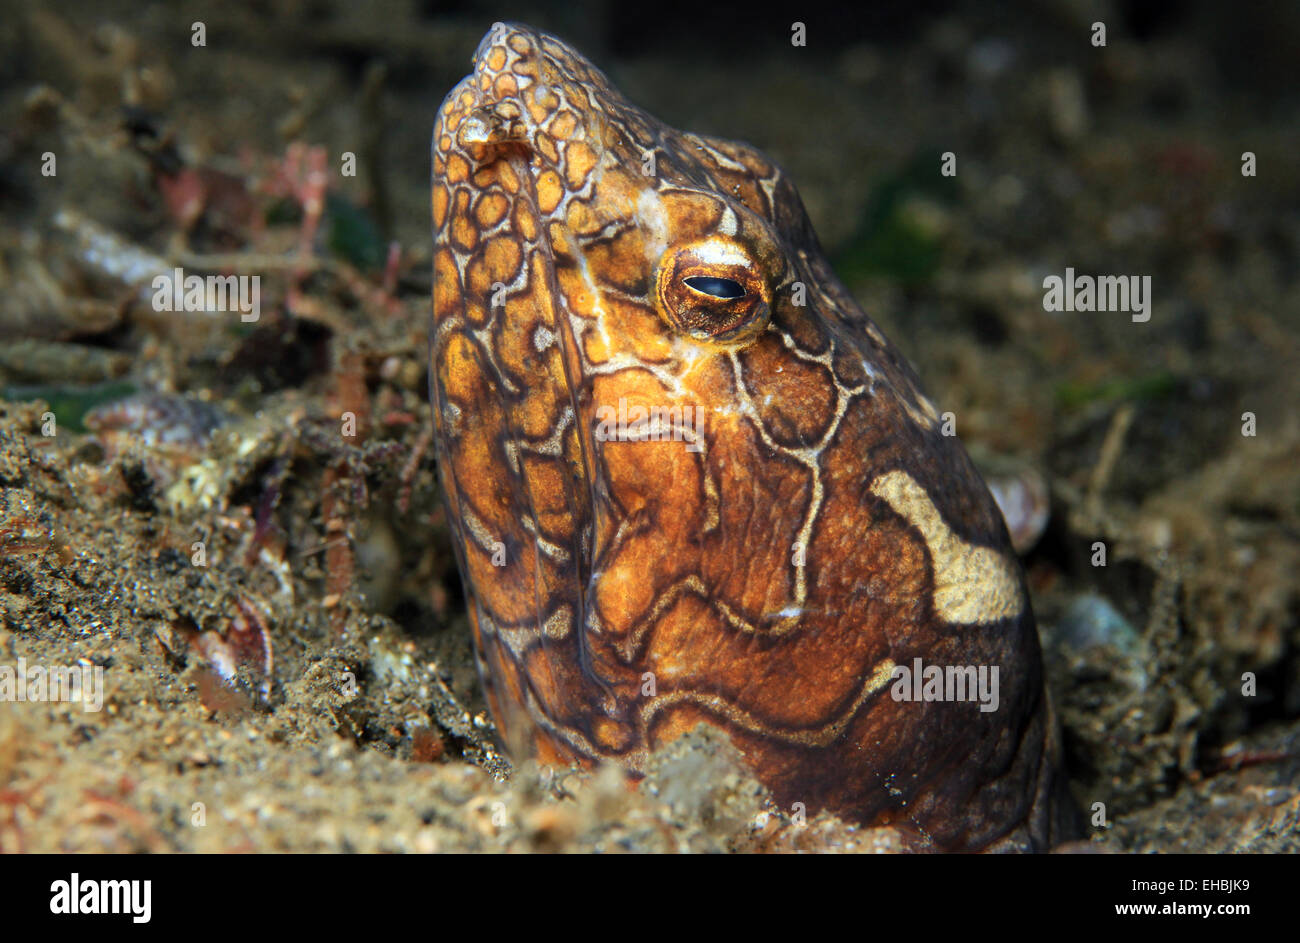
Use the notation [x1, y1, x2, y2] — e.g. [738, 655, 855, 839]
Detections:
[543, 605, 573, 639]
[895, 378, 939, 430]
[869, 470, 1023, 624]
[691, 237, 751, 268]
[899, 395, 938, 430]
[636, 187, 668, 264]
[492, 605, 572, 658]
[717, 204, 738, 236]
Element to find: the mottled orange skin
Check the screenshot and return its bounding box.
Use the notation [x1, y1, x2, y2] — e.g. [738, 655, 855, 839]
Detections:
[431, 23, 1072, 850]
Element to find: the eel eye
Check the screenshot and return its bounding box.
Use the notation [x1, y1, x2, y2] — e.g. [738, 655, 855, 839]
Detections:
[654, 238, 772, 345]
[684, 275, 746, 299]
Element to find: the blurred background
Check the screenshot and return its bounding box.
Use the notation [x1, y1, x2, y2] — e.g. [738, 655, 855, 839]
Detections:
[0, 0, 1297, 852]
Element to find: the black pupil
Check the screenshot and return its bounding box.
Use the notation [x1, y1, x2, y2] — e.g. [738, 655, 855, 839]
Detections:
[684, 276, 746, 299]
